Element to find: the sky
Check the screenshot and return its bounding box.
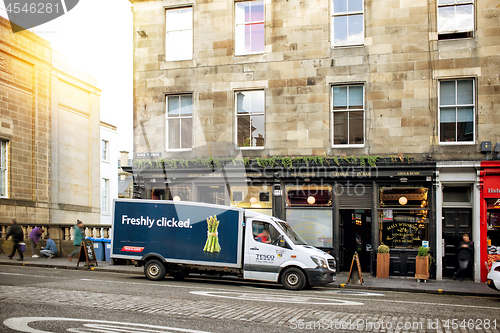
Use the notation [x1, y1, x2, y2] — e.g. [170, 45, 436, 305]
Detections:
[0, 0, 134, 156]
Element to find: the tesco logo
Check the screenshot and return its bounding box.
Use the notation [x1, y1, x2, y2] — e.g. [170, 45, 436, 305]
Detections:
[121, 246, 144, 252]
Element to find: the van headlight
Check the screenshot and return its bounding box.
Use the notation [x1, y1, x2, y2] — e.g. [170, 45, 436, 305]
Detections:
[311, 256, 327, 269]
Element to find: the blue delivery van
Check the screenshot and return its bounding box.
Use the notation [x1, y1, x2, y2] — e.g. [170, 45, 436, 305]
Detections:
[111, 199, 336, 290]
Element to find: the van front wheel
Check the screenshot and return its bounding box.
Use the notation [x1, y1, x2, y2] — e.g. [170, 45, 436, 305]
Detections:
[281, 267, 307, 290]
[144, 259, 166, 281]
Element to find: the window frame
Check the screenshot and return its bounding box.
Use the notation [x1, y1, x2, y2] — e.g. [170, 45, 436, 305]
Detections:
[437, 0, 474, 38]
[101, 140, 109, 162]
[165, 6, 194, 62]
[101, 178, 109, 214]
[331, 0, 365, 47]
[235, 89, 266, 150]
[0, 140, 8, 198]
[330, 84, 365, 147]
[165, 94, 194, 151]
[438, 78, 476, 145]
[234, 0, 265, 56]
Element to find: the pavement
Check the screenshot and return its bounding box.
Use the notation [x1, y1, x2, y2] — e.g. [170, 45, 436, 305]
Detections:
[0, 253, 498, 297]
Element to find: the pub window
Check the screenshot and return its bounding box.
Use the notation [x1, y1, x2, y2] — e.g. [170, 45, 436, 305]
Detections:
[379, 187, 429, 249]
[230, 185, 272, 214]
[286, 209, 333, 248]
[286, 184, 333, 207]
[151, 185, 191, 201]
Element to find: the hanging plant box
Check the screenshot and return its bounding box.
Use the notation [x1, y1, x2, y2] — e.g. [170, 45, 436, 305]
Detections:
[415, 256, 430, 281]
[377, 253, 390, 279]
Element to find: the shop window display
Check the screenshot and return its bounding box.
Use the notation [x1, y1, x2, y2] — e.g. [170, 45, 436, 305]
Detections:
[487, 199, 500, 266]
[379, 187, 429, 249]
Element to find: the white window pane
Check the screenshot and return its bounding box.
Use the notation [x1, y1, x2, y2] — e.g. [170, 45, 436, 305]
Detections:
[251, 91, 265, 113]
[440, 108, 456, 123]
[168, 96, 179, 116]
[438, 6, 455, 33]
[179, 8, 193, 31]
[438, 0, 456, 5]
[166, 7, 192, 32]
[348, 0, 363, 12]
[348, 14, 364, 44]
[455, 4, 473, 32]
[236, 92, 247, 114]
[457, 80, 473, 105]
[333, 0, 347, 13]
[349, 86, 363, 109]
[179, 30, 193, 60]
[440, 81, 456, 105]
[251, 23, 265, 53]
[333, 86, 347, 109]
[245, 25, 252, 53]
[166, 9, 182, 32]
[180, 95, 193, 116]
[235, 25, 245, 55]
[457, 107, 473, 122]
[169, 118, 181, 149]
[333, 16, 348, 45]
[166, 30, 192, 61]
[251, 115, 265, 147]
[251, 1, 264, 22]
[235, 2, 249, 24]
[181, 118, 193, 148]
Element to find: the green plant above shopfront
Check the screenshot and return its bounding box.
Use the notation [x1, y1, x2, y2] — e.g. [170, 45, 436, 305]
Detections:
[133, 155, 414, 170]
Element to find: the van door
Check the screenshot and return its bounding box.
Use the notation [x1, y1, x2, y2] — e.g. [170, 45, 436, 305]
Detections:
[245, 219, 286, 281]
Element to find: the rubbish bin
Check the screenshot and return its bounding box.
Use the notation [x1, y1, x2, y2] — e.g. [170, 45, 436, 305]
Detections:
[87, 237, 104, 261]
[103, 238, 111, 261]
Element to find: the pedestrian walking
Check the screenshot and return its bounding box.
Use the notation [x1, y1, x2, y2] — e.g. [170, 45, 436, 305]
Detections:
[40, 235, 58, 258]
[28, 226, 44, 258]
[68, 220, 85, 261]
[6, 219, 24, 261]
[454, 233, 473, 282]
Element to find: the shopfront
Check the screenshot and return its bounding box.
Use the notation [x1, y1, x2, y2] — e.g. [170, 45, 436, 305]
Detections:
[480, 161, 500, 282]
[127, 161, 436, 277]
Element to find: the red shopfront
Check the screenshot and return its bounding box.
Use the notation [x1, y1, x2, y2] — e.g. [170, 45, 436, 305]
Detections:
[480, 161, 500, 282]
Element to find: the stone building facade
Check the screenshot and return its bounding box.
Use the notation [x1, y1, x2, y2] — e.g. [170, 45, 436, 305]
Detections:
[0, 16, 101, 226]
[130, 0, 500, 281]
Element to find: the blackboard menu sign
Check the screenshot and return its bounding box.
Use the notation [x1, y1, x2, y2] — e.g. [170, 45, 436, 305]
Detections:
[76, 239, 98, 269]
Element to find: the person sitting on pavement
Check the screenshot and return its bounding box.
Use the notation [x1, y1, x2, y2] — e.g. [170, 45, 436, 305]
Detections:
[28, 226, 44, 258]
[255, 229, 271, 243]
[40, 235, 57, 259]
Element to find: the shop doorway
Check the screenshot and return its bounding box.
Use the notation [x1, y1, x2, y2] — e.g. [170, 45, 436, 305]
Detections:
[442, 208, 472, 279]
[198, 185, 226, 205]
[339, 209, 372, 272]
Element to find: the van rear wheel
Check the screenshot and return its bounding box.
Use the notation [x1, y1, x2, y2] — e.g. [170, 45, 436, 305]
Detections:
[281, 267, 307, 290]
[144, 259, 166, 281]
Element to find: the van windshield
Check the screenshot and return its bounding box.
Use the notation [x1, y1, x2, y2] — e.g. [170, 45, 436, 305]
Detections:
[274, 220, 307, 245]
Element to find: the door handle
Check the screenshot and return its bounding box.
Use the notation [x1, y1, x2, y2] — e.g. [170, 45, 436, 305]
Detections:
[250, 247, 259, 250]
